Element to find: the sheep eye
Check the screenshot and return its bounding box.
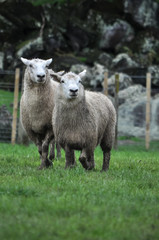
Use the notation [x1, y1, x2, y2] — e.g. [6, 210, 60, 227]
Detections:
[29, 64, 33, 68]
[79, 80, 82, 83]
[61, 80, 65, 83]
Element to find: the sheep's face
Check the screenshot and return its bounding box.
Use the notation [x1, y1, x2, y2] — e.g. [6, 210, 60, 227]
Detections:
[21, 57, 52, 84]
[59, 70, 86, 100]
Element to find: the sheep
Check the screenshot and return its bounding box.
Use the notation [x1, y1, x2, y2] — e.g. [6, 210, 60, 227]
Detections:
[20, 57, 63, 169]
[52, 70, 116, 171]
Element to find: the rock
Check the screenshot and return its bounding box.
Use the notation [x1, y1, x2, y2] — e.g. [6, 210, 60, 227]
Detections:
[124, 0, 159, 29]
[99, 19, 134, 50]
[119, 67, 147, 86]
[108, 72, 132, 96]
[0, 52, 4, 69]
[118, 84, 146, 105]
[148, 65, 159, 87]
[70, 64, 92, 89]
[66, 25, 90, 52]
[16, 37, 43, 58]
[98, 52, 113, 68]
[90, 63, 108, 91]
[0, 105, 12, 142]
[141, 37, 159, 54]
[111, 53, 139, 70]
[118, 94, 159, 140]
[53, 55, 81, 72]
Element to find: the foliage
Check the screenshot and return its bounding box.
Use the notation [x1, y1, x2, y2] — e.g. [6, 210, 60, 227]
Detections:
[28, 0, 78, 6]
[0, 143, 159, 240]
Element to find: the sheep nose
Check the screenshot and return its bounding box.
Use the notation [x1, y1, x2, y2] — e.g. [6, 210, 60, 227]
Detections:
[70, 89, 78, 93]
[37, 74, 45, 79]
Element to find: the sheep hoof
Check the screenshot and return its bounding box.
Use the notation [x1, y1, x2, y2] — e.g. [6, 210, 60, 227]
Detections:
[65, 161, 77, 169]
[100, 168, 109, 172]
[79, 156, 89, 170]
[45, 159, 53, 168]
[38, 160, 53, 170]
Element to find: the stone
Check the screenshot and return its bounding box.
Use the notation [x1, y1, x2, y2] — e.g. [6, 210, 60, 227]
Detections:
[111, 53, 139, 70]
[0, 51, 4, 69]
[98, 52, 113, 68]
[99, 19, 134, 50]
[108, 72, 132, 96]
[148, 65, 159, 87]
[16, 37, 43, 58]
[118, 84, 146, 105]
[118, 94, 159, 140]
[124, 0, 159, 29]
[91, 63, 108, 91]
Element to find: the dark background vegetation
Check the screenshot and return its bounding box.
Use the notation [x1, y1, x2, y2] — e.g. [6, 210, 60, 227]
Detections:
[0, 0, 159, 73]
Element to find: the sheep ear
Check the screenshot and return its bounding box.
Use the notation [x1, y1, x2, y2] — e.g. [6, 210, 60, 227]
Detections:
[46, 58, 52, 67]
[50, 72, 62, 82]
[57, 70, 65, 76]
[21, 57, 30, 66]
[78, 70, 86, 79]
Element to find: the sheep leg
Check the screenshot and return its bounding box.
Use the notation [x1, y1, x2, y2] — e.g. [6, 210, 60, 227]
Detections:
[79, 149, 95, 170]
[87, 152, 95, 170]
[100, 123, 115, 171]
[65, 146, 76, 169]
[38, 133, 53, 170]
[79, 149, 89, 169]
[56, 142, 61, 159]
[49, 138, 55, 160]
[102, 150, 111, 171]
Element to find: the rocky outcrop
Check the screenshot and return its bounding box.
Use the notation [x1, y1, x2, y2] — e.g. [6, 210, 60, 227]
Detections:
[124, 0, 159, 28]
[118, 84, 146, 105]
[99, 19, 135, 51]
[108, 73, 132, 96]
[118, 93, 159, 140]
[111, 53, 139, 71]
[148, 65, 159, 87]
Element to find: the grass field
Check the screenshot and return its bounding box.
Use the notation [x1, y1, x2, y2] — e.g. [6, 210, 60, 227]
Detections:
[0, 142, 159, 240]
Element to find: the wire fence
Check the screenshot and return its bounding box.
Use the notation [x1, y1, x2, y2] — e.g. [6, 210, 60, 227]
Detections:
[0, 68, 159, 149]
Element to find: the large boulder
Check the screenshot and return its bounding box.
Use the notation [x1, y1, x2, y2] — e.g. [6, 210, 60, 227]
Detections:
[148, 65, 159, 87]
[118, 84, 146, 105]
[124, 0, 159, 29]
[111, 53, 139, 70]
[99, 19, 134, 50]
[90, 63, 107, 91]
[16, 37, 43, 59]
[0, 52, 4, 69]
[98, 52, 113, 68]
[118, 93, 159, 140]
[108, 72, 132, 96]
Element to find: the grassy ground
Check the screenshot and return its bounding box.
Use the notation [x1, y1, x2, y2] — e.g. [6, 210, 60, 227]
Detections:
[0, 142, 159, 240]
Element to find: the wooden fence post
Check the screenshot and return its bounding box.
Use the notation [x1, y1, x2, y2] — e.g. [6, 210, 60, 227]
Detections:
[11, 68, 20, 145]
[114, 73, 119, 150]
[103, 71, 108, 96]
[145, 72, 151, 150]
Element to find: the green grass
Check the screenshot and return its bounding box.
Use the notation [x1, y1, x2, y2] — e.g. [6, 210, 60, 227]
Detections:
[0, 89, 21, 115]
[0, 143, 159, 240]
[0, 89, 14, 113]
